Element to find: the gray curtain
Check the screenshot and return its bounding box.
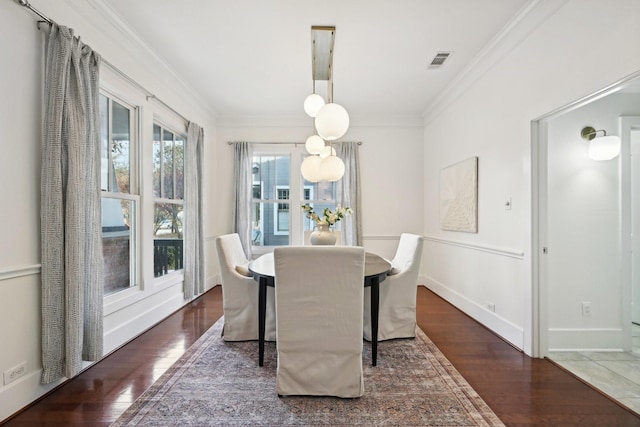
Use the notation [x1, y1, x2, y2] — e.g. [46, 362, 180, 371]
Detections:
[184, 122, 205, 299]
[335, 142, 362, 246]
[41, 22, 103, 384]
[232, 142, 253, 258]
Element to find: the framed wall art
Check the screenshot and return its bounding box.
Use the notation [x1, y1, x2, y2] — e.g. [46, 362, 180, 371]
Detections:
[439, 156, 478, 233]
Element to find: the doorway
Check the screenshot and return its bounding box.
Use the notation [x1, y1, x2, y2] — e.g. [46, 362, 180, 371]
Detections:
[533, 77, 640, 412]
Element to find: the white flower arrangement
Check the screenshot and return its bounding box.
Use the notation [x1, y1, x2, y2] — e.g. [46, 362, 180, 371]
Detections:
[301, 204, 352, 226]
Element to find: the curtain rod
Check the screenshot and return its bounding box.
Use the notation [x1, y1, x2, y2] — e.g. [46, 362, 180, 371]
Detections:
[227, 141, 362, 145]
[15, 0, 190, 125]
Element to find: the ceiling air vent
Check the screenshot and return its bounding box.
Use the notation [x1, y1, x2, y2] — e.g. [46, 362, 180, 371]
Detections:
[428, 52, 451, 69]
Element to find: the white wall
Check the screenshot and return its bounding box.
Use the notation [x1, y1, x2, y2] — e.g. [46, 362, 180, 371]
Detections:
[0, 0, 217, 421]
[213, 116, 424, 268]
[423, 0, 640, 355]
[546, 94, 640, 350]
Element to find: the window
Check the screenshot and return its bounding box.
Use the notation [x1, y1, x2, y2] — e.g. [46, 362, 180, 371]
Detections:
[152, 123, 185, 277]
[252, 154, 289, 246]
[100, 92, 139, 296]
[251, 146, 339, 247]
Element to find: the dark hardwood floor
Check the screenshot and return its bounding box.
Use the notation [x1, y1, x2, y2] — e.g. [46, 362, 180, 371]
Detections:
[416, 288, 640, 426]
[3, 286, 640, 426]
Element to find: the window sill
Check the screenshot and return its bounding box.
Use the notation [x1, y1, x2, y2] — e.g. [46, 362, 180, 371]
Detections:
[103, 270, 184, 316]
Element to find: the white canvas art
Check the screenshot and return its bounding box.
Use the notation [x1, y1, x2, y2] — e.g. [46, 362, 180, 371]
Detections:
[439, 157, 478, 233]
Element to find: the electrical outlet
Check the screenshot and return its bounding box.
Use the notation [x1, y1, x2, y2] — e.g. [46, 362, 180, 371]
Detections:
[487, 303, 496, 312]
[582, 302, 592, 317]
[3, 361, 27, 386]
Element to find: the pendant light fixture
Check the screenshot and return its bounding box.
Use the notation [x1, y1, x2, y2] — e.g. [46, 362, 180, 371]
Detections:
[305, 134, 324, 155]
[315, 103, 349, 141]
[301, 26, 348, 183]
[303, 85, 325, 118]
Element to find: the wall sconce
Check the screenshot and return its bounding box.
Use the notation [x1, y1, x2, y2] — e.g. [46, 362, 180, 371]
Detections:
[580, 126, 621, 161]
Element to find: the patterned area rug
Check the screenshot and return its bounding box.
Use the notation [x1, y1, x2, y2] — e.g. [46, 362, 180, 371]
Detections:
[111, 318, 504, 426]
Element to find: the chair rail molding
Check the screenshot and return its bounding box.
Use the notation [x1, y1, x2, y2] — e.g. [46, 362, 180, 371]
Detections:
[424, 236, 524, 259]
[362, 235, 403, 241]
[0, 264, 41, 281]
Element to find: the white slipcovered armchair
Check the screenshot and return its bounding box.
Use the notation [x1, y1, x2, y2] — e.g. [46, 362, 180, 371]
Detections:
[364, 233, 423, 341]
[215, 233, 276, 341]
[274, 246, 365, 398]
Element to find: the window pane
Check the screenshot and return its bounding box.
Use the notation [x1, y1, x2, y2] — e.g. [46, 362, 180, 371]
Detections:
[112, 100, 131, 193]
[252, 183, 261, 200]
[277, 201, 289, 232]
[153, 124, 161, 198]
[275, 157, 289, 193]
[252, 201, 263, 246]
[163, 130, 174, 199]
[102, 198, 135, 295]
[252, 202, 288, 246]
[303, 179, 335, 201]
[100, 94, 109, 191]
[252, 154, 290, 246]
[153, 203, 183, 277]
[255, 156, 275, 199]
[175, 135, 184, 200]
[276, 188, 290, 233]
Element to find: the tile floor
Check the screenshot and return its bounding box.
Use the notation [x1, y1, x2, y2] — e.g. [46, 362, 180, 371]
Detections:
[548, 324, 640, 414]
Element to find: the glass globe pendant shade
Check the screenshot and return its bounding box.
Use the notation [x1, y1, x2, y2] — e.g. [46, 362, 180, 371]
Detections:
[305, 135, 325, 155]
[300, 155, 323, 182]
[588, 135, 621, 161]
[319, 145, 336, 159]
[315, 103, 350, 141]
[303, 93, 325, 118]
[320, 155, 345, 182]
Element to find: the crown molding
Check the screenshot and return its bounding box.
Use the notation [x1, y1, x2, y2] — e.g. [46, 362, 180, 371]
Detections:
[74, 0, 217, 118]
[422, 0, 569, 124]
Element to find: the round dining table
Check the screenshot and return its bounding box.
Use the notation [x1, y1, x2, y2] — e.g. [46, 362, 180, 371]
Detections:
[249, 251, 391, 367]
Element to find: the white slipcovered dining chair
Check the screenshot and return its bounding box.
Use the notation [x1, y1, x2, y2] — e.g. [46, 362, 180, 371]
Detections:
[364, 233, 423, 341]
[215, 233, 276, 341]
[274, 246, 365, 398]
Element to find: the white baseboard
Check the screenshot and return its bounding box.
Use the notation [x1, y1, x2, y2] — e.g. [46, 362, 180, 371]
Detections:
[0, 369, 60, 422]
[206, 274, 220, 290]
[421, 275, 524, 350]
[548, 328, 626, 352]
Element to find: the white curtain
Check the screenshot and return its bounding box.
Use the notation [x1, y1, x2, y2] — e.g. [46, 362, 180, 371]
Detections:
[184, 122, 205, 299]
[232, 142, 253, 258]
[41, 22, 103, 384]
[335, 142, 362, 246]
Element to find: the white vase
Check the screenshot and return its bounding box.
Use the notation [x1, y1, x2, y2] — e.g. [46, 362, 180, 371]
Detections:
[310, 223, 336, 245]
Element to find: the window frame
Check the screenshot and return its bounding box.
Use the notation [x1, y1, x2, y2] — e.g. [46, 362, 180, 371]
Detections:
[100, 89, 142, 301]
[251, 144, 337, 252]
[99, 68, 191, 324]
[152, 121, 186, 279]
